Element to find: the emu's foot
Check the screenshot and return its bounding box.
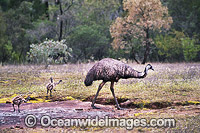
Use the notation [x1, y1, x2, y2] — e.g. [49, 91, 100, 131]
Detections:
[91, 105, 101, 109]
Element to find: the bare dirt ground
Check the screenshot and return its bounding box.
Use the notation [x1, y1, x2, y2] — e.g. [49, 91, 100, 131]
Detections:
[0, 100, 200, 131]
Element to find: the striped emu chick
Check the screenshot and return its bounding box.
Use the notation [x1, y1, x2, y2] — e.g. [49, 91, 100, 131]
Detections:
[46, 77, 62, 96]
[12, 96, 31, 112]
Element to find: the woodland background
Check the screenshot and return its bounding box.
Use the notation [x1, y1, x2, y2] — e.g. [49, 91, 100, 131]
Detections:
[0, 0, 200, 64]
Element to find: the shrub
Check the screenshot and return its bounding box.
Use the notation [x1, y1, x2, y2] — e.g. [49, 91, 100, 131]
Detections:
[67, 25, 109, 61]
[181, 37, 200, 61]
[154, 30, 185, 61]
[27, 39, 73, 64]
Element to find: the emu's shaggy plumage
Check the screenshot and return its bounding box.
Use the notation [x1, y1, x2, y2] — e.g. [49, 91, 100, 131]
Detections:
[84, 58, 154, 110]
[85, 58, 146, 86]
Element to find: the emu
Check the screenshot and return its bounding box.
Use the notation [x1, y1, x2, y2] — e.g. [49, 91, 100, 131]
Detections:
[46, 77, 62, 96]
[84, 58, 154, 110]
[12, 95, 31, 112]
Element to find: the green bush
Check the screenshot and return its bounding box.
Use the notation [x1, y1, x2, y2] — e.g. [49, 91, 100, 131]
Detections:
[67, 24, 109, 61]
[181, 37, 200, 61]
[27, 39, 73, 64]
[154, 30, 200, 62]
[154, 30, 185, 61]
[0, 41, 13, 63]
[0, 10, 13, 64]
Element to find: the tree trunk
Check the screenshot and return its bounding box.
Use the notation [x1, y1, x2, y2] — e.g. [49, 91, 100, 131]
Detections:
[142, 28, 150, 64]
[130, 47, 140, 64]
[58, 0, 74, 41]
[118, 0, 124, 13]
[45, 1, 49, 20]
[59, 20, 63, 41]
[58, 2, 63, 41]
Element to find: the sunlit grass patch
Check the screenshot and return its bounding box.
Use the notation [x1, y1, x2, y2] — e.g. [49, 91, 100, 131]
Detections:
[0, 63, 199, 106]
[134, 113, 143, 117]
[65, 96, 75, 100]
[0, 98, 11, 103]
[186, 101, 200, 105]
[0, 94, 21, 103]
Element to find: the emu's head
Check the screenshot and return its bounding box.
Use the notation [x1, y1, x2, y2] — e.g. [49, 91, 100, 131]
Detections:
[24, 96, 31, 103]
[58, 80, 62, 84]
[145, 64, 154, 71]
[50, 77, 53, 83]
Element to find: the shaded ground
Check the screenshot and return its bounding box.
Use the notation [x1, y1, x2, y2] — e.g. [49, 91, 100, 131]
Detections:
[84, 95, 200, 109]
[0, 100, 200, 132]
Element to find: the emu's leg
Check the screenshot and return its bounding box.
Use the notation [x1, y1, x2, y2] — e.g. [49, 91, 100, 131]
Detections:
[110, 81, 123, 110]
[91, 81, 106, 109]
[18, 104, 20, 113]
[12, 104, 15, 112]
[50, 89, 52, 97]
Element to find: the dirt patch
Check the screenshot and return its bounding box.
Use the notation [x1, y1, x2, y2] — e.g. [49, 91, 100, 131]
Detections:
[0, 100, 118, 129]
[0, 100, 200, 130]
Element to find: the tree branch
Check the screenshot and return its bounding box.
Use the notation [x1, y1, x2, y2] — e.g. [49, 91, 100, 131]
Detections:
[64, 0, 74, 12]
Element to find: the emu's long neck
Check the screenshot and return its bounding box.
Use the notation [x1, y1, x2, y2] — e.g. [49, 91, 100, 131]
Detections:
[55, 80, 61, 85]
[129, 66, 148, 79]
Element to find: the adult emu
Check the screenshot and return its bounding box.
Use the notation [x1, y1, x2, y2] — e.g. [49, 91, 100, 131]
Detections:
[84, 58, 154, 110]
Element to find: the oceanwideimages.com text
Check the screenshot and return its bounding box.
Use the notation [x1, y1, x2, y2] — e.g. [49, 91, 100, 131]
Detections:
[24, 114, 176, 130]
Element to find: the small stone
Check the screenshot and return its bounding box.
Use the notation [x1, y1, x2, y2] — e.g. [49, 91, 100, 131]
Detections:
[10, 127, 14, 129]
[15, 125, 20, 128]
[75, 108, 83, 111]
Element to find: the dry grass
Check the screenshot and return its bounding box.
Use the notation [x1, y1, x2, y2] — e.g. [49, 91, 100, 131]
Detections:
[0, 62, 200, 132]
[0, 62, 199, 104]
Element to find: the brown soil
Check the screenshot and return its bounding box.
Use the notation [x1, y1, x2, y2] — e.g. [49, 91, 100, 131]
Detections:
[0, 100, 200, 129]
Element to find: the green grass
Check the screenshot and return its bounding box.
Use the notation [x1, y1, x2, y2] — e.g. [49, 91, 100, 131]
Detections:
[0, 63, 199, 105]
